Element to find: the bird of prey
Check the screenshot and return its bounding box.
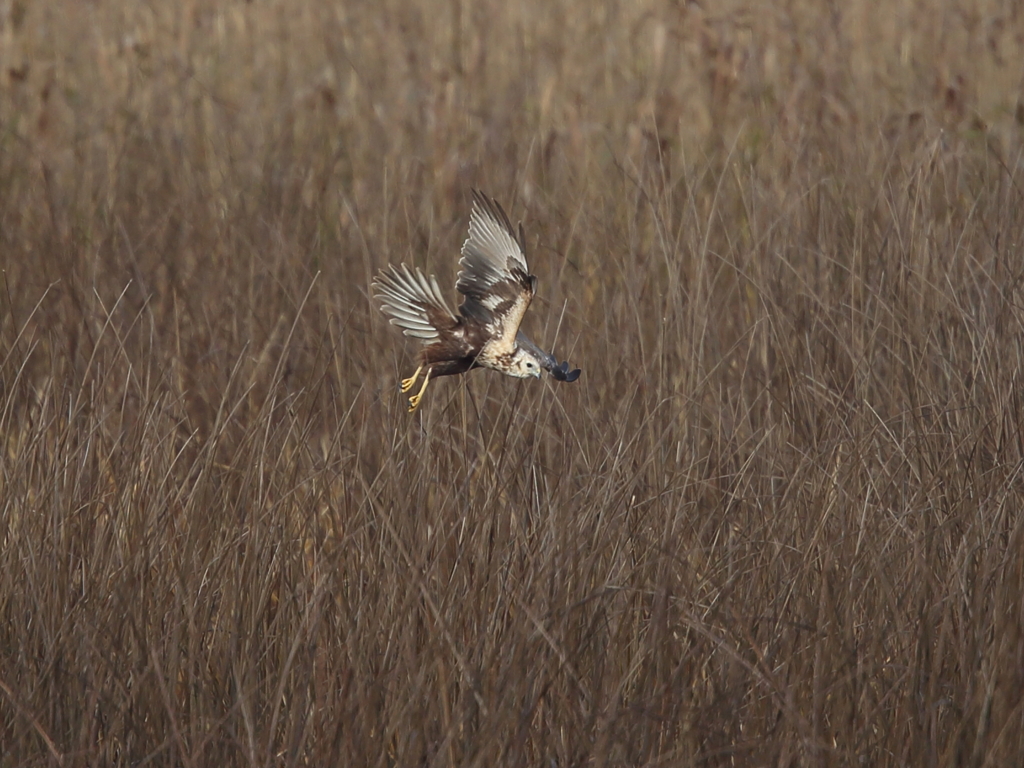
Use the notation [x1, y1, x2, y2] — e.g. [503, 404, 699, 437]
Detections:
[372, 190, 581, 413]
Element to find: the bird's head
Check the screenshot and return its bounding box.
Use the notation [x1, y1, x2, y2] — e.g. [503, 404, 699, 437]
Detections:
[506, 345, 545, 379]
[512, 333, 581, 382]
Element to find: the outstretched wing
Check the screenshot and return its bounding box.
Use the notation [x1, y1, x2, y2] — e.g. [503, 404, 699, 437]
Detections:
[457, 190, 537, 357]
[372, 263, 458, 342]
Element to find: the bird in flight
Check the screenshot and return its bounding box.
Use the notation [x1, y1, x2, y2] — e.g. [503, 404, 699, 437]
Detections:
[372, 190, 581, 413]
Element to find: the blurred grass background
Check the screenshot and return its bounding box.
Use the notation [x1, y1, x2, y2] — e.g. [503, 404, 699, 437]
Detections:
[3, 0, 1024, 765]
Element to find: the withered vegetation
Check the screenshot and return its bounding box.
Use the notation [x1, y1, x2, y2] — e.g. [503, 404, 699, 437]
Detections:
[2, 1, 1024, 765]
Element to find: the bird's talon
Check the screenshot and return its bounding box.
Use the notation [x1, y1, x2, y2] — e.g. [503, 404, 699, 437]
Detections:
[406, 369, 431, 413]
[400, 366, 422, 393]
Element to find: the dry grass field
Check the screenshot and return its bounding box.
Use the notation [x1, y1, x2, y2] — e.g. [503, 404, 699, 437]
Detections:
[3, 0, 1024, 765]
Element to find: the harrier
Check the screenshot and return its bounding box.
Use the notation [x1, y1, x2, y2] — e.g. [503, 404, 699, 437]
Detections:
[372, 190, 580, 413]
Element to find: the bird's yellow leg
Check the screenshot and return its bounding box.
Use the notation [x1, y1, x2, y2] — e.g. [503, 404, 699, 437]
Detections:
[407, 369, 432, 413]
[400, 365, 422, 393]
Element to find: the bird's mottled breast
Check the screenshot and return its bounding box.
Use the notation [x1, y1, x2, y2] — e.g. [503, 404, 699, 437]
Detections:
[475, 347, 514, 371]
